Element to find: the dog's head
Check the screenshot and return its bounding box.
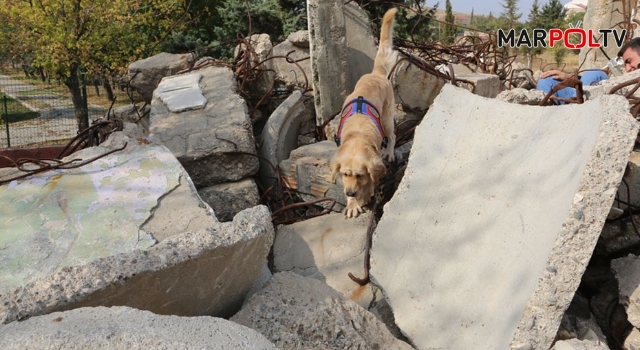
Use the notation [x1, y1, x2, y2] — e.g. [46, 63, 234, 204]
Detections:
[330, 142, 386, 201]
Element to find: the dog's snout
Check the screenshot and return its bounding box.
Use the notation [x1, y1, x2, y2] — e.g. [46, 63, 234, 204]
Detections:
[345, 191, 357, 197]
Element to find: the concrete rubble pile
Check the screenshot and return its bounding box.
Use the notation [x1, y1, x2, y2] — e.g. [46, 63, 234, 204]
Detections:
[4, 1, 640, 350]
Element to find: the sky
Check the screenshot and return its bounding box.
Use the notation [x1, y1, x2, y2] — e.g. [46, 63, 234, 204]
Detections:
[441, 0, 571, 19]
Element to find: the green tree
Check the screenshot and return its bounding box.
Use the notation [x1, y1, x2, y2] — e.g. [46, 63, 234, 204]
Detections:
[474, 12, 500, 32]
[562, 12, 585, 56]
[470, 8, 475, 27]
[164, 0, 307, 59]
[357, 0, 437, 42]
[565, 12, 585, 29]
[539, 0, 566, 30]
[444, 0, 456, 44]
[520, 0, 544, 67]
[0, 0, 186, 130]
[528, 0, 543, 28]
[499, 0, 522, 30]
[551, 45, 568, 66]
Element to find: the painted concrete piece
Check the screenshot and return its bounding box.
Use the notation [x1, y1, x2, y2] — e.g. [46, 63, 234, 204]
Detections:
[0, 145, 180, 291]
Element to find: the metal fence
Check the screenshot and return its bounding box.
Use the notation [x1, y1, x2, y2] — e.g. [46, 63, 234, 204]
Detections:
[0, 74, 108, 149]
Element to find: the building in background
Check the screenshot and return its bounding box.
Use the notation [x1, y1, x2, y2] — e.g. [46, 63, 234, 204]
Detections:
[564, 0, 588, 15]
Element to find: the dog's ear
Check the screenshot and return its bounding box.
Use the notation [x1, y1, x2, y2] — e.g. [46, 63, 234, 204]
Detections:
[367, 157, 386, 186]
[329, 156, 340, 183]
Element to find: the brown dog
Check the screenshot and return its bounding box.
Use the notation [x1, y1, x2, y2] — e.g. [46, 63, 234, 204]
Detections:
[330, 8, 397, 218]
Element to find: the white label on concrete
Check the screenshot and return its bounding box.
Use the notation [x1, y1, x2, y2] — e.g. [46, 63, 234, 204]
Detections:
[157, 72, 207, 112]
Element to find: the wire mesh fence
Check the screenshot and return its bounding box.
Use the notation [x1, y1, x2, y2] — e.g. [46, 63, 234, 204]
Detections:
[0, 72, 110, 149]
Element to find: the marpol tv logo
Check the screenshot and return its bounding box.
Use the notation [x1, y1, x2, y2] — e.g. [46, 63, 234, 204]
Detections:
[497, 21, 626, 49]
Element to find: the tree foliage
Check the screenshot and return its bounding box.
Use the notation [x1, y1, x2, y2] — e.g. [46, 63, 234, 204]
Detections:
[520, 0, 543, 65]
[356, 0, 438, 43]
[443, 0, 456, 44]
[164, 0, 307, 59]
[538, 0, 566, 30]
[527, 0, 542, 28]
[565, 12, 585, 29]
[1, 0, 185, 78]
[473, 12, 500, 32]
[499, 0, 522, 30]
[0, 0, 186, 129]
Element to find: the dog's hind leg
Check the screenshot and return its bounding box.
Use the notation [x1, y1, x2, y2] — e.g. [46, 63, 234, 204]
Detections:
[380, 96, 396, 162]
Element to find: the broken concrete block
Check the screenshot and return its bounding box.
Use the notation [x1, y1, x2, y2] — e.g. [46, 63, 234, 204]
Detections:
[455, 72, 501, 98]
[496, 87, 549, 106]
[272, 212, 374, 307]
[272, 38, 311, 90]
[598, 151, 640, 254]
[599, 219, 640, 256]
[307, 0, 349, 128]
[611, 255, 640, 328]
[578, 0, 626, 71]
[279, 140, 345, 209]
[198, 178, 260, 222]
[307, 1, 390, 139]
[556, 292, 607, 344]
[588, 69, 640, 102]
[150, 66, 259, 188]
[128, 52, 195, 104]
[230, 271, 413, 350]
[234, 33, 276, 114]
[0, 306, 276, 349]
[449, 63, 478, 75]
[0, 135, 274, 323]
[259, 90, 314, 189]
[0, 139, 178, 291]
[625, 327, 640, 350]
[107, 104, 151, 133]
[550, 338, 609, 350]
[615, 150, 640, 209]
[344, 1, 377, 90]
[507, 63, 536, 90]
[287, 30, 309, 48]
[370, 84, 638, 349]
[391, 57, 447, 112]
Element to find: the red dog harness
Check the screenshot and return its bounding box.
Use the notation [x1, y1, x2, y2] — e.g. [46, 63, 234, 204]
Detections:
[334, 96, 388, 148]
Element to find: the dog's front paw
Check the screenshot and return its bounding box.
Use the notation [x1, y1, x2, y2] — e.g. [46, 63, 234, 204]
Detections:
[381, 148, 395, 163]
[345, 197, 364, 218]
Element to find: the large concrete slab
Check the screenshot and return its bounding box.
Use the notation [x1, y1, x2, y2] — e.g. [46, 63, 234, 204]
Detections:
[0, 140, 177, 291]
[272, 212, 374, 307]
[231, 271, 413, 350]
[370, 84, 638, 349]
[307, 0, 348, 128]
[149, 66, 259, 188]
[0, 306, 276, 349]
[0, 133, 274, 323]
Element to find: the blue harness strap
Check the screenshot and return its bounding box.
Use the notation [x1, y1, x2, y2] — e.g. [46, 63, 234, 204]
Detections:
[334, 96, 388, 148]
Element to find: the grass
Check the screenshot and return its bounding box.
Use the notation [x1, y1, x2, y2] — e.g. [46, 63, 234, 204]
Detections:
[16, 87, 63, 96]
[517, 50, 581, 73]
[0, 92, 40, 125]
[0, 66, 135, 110]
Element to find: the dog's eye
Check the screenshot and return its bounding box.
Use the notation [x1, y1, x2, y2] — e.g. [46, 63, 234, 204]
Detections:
[355, 173, 363, 178]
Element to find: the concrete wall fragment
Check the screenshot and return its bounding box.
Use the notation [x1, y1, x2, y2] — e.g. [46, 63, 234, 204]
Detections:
[370, 84, 638, 349]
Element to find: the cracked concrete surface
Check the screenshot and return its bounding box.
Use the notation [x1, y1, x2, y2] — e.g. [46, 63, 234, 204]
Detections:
[0, 132, 275, 323]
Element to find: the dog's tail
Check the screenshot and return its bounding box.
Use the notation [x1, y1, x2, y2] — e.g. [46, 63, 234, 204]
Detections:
[373, 8, 398, 77]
